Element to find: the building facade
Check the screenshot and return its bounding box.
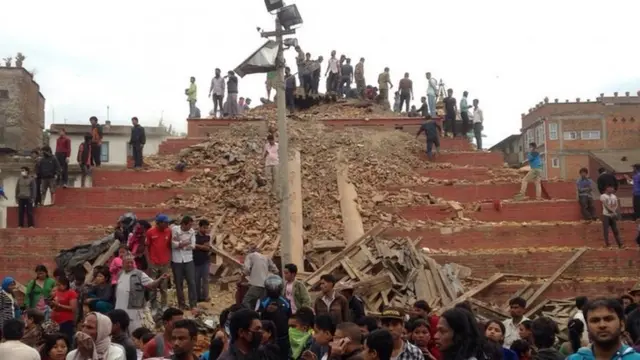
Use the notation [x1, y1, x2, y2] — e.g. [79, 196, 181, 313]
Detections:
[519, 92, 640, 180]
[0, 67, 45, 151]
[49, 122, 170, 167]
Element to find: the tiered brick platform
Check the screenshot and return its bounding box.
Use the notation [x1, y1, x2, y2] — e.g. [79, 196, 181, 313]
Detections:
[1, 117, 633, 302]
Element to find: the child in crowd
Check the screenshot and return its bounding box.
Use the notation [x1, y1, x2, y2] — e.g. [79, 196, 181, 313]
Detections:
[132, 327, 153, 360]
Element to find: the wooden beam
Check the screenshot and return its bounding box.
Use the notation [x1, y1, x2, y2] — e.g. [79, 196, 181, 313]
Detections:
[304, 223, 385, 287]
[524, 299, 551, 318]
[525, 248, 587, 309]
[288, 150, 304, 269]
[437, 273, 504, 315]
[336, 150, 365, 244]
[209, 211, 228, 266]
[469, 298, 510, 319]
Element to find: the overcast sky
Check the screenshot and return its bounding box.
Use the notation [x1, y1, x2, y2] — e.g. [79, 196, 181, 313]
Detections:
[2, 0, 639, 146]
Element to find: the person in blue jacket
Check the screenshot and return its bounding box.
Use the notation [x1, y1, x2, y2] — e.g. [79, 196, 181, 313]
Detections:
[568, 298, 640, 360]
[515, 142, 543, 200]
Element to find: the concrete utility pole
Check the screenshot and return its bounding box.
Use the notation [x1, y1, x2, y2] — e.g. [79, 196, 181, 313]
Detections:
[261, 19, 296, 268]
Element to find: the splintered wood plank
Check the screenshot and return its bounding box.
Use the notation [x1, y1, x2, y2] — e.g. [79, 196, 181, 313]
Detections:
[437, 273, 504, 315]
[525, 248, 587, 310]
[426, 257, 450, 305]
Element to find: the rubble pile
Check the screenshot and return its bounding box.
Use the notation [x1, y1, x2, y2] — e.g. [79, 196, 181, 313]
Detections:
[244, 99, 398, 120]
[146, 120, 432, 256]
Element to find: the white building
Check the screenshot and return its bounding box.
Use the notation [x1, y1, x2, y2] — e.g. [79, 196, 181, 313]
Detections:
[48, 121, 170, 167]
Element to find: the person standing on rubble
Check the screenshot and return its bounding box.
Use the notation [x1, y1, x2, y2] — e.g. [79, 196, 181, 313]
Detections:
[285, 67, 297, 113]
[503, 297, 529, 347]
[171, 215, 198, 310]
[601, 184, 623, 248]
[577, 168, 597, 221]
[186, 76, 198, 118]
[339, 58, 354, 97]
[311, 56, 324, 95]
[225, 71, 240, 117]
[459, 92, 470, 137]
[15, 166, 36, 228]
[442, 89, 457, 137]
[54, 127, 71, 188]
[209, 68, 225, 118]
[377, 68, 393, 109]
[295, 45, 306, 89]
[515, 143, 542, 201]
[194, 219, 212, 303]
[90, 116, 104, 167]
[426, 73, 438, 118]
[398, 73, 414, 113]
[597, 167, 618, 195]
[472, 99, 484, 150]
[36, 145, 61, 206]
[146, 214, 172, 315]
[354, 58, 365, 98]
[325, 50, 340, 93]
[129, 117, 146, 170]
[264, 134, 279, 198]
[242, 246, 279, 309]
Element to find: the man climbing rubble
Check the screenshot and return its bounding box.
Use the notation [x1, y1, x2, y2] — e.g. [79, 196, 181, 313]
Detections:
[242, 245, 279, 309]
[515, 142, 542, 201]
[416, 116, 441, 161]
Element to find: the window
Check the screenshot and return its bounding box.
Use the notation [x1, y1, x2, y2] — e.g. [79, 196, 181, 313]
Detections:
[0, 90, 8, 99]
[563, 131, 578, 140]
[536, 125, 544, 144]
[552, 157, 560, 168]
[580, 130, 601, 140]
[548, 123, 558, 140]
[525, 129, 534, 146]
[101, 142, 109, 162]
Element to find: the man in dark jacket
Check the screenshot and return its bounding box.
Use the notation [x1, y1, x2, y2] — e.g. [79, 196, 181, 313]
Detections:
[597, 167, 618, 194]
[90, 116, 103, 166]
[108, 309, 137, 360]
[15, 166, 37, 228]
[130, 117, 146, 169]
[217, 309, 264, 360]
[36, 146, 61, 205]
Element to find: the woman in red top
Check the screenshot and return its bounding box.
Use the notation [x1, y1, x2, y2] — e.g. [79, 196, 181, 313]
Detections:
[50, 277, 78, 343]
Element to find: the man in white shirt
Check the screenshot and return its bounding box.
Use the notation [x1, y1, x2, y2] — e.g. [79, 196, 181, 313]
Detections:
[503, 297, 529, 347]
[426, 72, 438, 117]
[171, 216, 197, 310]
[325, 50, 340, 93]
[600, 185, 623, 247]
[208, 68, 225, 118]
[472, 99, 484, 150]
[0, 318, 41, 360]
[264, 134, 279, 197]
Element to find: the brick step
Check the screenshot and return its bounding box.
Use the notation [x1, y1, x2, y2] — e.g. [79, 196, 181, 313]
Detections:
[390, 182, 576, 202]
[386, 200, 608, 222]
[0, 228, 109, 282]
[54, 188, 191, 207]
[158, 138, 206, 155]
[6, 207, 178, 228]
[385, 221, 638, 250]
[416, 167, 520, 181]
[475, 279, 632, 305]
[417, 151, 505, 168]
[92, 169, 194, 187]
[430, 248, 640, 280]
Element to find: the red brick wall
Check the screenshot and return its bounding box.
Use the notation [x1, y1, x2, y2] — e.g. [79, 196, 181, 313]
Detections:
[522, 102, 602, 130]
[417, 152, 504, 168]
[92, 169, 194, 187]
[55, 188, 190, 207]
[386, 221, 635, 250]
[0, 228, 107, 282]
[395, 182, 576, 202]
[430, 249, 640, 279]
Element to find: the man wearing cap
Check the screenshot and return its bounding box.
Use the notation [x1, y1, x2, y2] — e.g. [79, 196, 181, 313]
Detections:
[380, 307, 424, 360]
[630, 283, 640, 304]
[146, 214, 173, 314]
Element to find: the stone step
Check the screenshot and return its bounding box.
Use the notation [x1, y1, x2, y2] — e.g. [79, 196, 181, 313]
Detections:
[158, 138, 206, 155]
[91, 169, 194, 187]
[6, 206, 178, 228]
[54, 187, 191, 207]
[430, 248, 640, 280]
[390, 181, 576, 202]
[385, 200, 624, 222]
[385, 221, 637, 250]
[415, 167, 517, 182]
[417, 151, 505, 168]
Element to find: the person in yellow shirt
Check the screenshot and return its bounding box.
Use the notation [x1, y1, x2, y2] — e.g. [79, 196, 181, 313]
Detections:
[186, 76, 197, 118]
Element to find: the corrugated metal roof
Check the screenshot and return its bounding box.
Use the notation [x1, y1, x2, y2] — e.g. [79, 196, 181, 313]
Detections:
[590, 149, 640, 173]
